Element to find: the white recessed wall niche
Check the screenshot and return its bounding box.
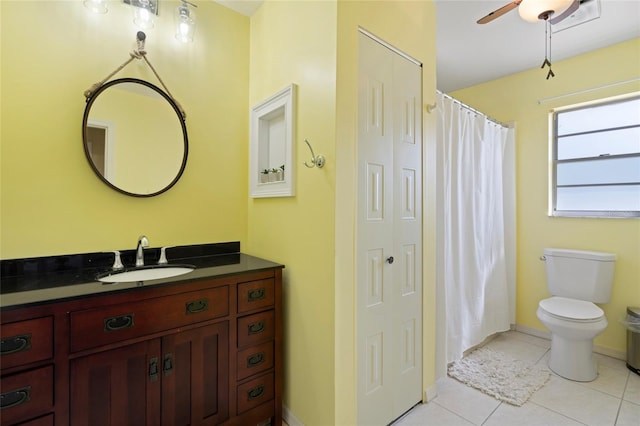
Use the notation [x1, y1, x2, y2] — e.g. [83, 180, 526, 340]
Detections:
[250, 84, 296, 198]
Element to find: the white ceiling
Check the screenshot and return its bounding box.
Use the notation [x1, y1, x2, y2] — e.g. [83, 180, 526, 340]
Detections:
[214, 0, 640, 93]
[435, 0, 640, 92]
[214, 0, 262, 16]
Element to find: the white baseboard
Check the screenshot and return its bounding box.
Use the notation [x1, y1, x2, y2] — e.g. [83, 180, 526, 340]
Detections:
[515, 324, 550, 340]
[283, 404, 304, 426]
[515, 324, 626, 361]
[424, 383, 438, 402]
[592, 344, 626, 361]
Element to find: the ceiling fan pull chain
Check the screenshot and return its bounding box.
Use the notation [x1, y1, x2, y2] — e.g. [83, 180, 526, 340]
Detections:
[540, 19, 555, 80]
[548, 20, 554, 76]
[540, 20, 549, 69]
[549, 20, 552, 60]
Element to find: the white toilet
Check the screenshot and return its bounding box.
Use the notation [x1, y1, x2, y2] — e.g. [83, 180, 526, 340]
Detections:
[537, 248, 616, 382]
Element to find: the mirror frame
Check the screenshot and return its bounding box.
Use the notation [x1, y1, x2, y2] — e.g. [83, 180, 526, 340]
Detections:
[82, 78, 188, 197]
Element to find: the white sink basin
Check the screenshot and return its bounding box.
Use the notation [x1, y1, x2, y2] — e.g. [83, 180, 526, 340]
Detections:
[97, 265, 195, 283]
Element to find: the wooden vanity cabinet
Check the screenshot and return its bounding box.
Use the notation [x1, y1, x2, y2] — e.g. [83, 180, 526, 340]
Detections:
[0, 267, 282, 426]
[69, 322, 229, 426]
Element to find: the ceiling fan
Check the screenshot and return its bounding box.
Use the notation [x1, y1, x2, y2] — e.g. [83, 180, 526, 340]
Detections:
[477, 0, 579, 24]
[477, 0, 592, 80]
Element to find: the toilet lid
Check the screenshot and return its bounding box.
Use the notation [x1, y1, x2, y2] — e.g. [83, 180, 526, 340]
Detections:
[539, 297, 604, 321]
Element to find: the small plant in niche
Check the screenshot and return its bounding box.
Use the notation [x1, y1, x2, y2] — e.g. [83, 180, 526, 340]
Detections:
[277, 164, 285, 181]
[260, 169, 270, 183]
[269, 168, 279, 183]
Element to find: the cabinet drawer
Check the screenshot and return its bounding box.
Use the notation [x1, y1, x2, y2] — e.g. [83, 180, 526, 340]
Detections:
[70, 286, 229, 352]
[237, 341, 274, 381]
[237, 310, 274, 349]
[237, 279, 274, 314]
[1, 317, 53, 370]
[0, 366, 53, 425]
[236, 372, 274, 415]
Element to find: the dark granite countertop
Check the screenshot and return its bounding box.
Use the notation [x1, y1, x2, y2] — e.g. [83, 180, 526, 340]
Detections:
[0, 242, 283, 309]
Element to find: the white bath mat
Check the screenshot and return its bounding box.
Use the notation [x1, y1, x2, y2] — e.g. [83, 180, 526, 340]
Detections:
[448, 347, 550, 406]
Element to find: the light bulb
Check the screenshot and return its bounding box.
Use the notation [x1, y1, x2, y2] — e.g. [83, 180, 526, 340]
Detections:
[180, 22, 190, 36]
[175, 3, 196, 43]
[133, 0, 155, 29]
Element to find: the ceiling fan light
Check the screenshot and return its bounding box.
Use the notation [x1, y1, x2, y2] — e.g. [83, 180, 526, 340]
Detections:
[519, 0, 573, 22]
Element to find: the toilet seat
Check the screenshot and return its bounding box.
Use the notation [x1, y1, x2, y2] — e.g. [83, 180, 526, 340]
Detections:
[539, 297, 604, 323]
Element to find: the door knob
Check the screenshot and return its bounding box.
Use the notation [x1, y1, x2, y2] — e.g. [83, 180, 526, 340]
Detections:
[386, 256, 394, 264]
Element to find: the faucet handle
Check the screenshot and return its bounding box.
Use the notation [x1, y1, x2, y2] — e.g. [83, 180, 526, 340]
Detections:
[138, 235, 149, 248]
[158, 246, 174, 265]
[111, 251, 124, 270]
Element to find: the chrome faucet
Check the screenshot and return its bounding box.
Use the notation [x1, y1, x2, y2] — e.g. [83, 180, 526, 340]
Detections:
[136, 235, 149, 267]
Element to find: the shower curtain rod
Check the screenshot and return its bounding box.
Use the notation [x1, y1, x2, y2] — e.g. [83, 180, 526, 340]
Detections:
[429, 91, 511, 128]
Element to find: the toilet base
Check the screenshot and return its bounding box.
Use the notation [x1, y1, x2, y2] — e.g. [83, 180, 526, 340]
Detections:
[548, 334, 597, 382]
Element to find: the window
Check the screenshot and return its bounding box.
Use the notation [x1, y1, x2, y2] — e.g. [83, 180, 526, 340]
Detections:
[550, 93, 640, 218]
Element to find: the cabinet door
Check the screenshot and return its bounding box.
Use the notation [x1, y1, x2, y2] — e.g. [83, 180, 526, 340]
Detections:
[161, 322, 229, 426]
[70, 339, 161, 426]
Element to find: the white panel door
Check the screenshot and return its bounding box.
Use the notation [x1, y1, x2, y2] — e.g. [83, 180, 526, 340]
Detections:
[391, 50, 423, 419]
[357, 32, 394, 424]
[357, 32, 423, 425]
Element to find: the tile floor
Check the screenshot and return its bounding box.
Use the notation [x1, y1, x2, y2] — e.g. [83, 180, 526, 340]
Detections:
[394, 331, 640, 426]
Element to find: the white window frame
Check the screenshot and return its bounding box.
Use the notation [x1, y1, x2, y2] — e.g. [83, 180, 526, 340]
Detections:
[549, 92, 640, 218]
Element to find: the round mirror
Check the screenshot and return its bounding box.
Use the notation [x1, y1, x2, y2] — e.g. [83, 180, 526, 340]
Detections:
[82, 78, 188, 197]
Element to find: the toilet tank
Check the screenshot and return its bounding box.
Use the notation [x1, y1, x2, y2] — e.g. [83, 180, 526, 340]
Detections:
[544, 248, 616, 303]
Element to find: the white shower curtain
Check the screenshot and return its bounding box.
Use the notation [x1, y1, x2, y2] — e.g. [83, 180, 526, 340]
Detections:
[435, 92, 515, 368]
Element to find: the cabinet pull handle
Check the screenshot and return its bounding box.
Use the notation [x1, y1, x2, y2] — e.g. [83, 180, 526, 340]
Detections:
[248, 320, 265, 335]
[247, 385, 265, 401]
[149, 357, 159, 382]
[247, 352, 265, 368]
[103, 314, 134, 332]
[0, 334, 32, 355]
[185, 299, 209, 314]
[163, 353, 173, 377]
[1, 386, 31, 410]
[248, 288, 266, 302]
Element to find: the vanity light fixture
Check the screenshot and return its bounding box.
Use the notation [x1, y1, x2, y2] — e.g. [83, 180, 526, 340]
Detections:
[124, 0, 158, 29]
[83, 0, 108, 14]
[175, 0, 198, 43]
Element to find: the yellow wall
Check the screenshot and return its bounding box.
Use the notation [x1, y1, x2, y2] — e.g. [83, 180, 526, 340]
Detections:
[334, 1, 437, 424]
[453, 38, 640, 355]
[248, 1, 338, 424]
[248, 1, 436, 424]
[1, 0, 250, 257]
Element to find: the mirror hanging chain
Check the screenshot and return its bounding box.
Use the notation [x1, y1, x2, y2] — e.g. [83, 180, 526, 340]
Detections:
[83, 31, 186, 119]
